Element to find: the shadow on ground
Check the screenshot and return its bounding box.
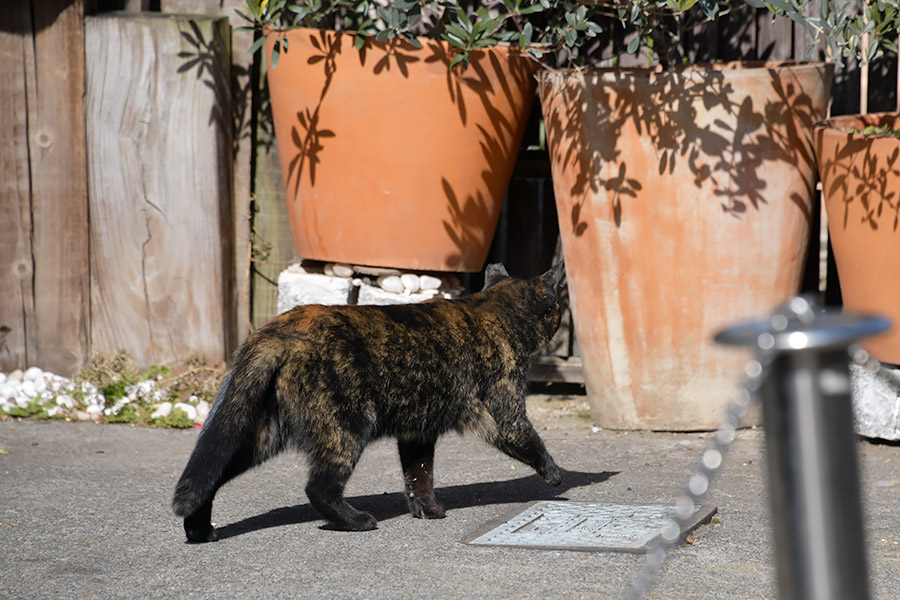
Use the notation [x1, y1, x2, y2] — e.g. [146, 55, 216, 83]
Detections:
[213, 469, 617, 541]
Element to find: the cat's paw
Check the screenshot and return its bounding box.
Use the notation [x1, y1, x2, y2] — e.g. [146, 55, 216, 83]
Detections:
[541, 464, 563, 486]
[409, 497, 446, 519]
[342, 511, 378, 531]
[184, 520, 217, 544]
[422, 503, 446, 519]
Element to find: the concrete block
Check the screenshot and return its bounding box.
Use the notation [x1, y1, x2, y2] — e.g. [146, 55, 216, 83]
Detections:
[277, 264, 458, 313]
[357, 281, 443, 305]
[851, 363, 900, 441]
[276, 268, 354, 314]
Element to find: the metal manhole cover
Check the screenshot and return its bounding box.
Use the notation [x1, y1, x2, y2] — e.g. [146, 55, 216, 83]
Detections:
[463, 501, 717, 553]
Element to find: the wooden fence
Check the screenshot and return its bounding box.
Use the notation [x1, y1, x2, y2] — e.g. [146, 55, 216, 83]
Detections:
[1, 0, 898, 377]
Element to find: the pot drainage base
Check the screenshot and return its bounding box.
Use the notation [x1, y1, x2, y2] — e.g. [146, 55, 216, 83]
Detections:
[463, 501, 717, 553]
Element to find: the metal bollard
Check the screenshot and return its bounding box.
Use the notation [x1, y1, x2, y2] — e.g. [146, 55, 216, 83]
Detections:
[715, 296, 890, 600]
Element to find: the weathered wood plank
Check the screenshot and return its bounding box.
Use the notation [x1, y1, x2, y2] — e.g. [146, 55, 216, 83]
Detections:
[85, 13, 234, 367]
[687, 20, 718, 64]
[793, 0, 825, 62]
[161, 0, 254, 348]
[28, 0, 91, 376]
[530, 356, 584, 384]
[756, 10, 793, 61]
[867, 49, 898, 113]
[719, 3, 756, 61]
[250, 60, 297, 331]
[0, 3, 38, 372]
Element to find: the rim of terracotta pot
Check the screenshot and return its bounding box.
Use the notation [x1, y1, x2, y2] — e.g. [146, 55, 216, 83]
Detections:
[265, 26, 538, 64]
[536, 60, 830, 82]
[813, 112, 900, 137]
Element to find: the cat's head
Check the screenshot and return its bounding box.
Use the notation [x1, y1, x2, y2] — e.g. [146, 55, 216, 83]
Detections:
[482, 262, 567, 349]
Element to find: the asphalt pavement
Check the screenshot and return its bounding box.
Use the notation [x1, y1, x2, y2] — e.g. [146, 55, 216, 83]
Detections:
[1, 395, 899, 599]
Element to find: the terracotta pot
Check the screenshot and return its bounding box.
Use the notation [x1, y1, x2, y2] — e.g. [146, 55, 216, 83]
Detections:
[815, 113, 900, 364]
[537, 62, 832, 430]
[265, 30, 537, 272]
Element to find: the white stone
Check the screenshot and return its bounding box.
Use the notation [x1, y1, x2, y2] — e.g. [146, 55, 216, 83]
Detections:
[7, 369, 24, 383]
[75, 411, 92, 422]
[354, 265, 400, 277]
[323, 263, 335, 276]
[852, 363, 900, 441]
[173, 402, 198, 420]
[0, 373, 6, 384]
[332, 263, 355, 278]
[377, 274, 404, 294]
[85, 404, 103, 416]
[400, 273, 421, 293]
[15, 396, 29, 408]
[419, 274, 442, 290]
[196, 400, 211, 420]
[277, 270, 355, 314]
[32, 377, 47, 395]
[358, 281, 436, 306]
[151, 402, 173, 419]
[0, 382, 16, 401]
[23, 366, 43, 382]
[20, 381, 37, 398]
[56, 395, 75, 409]
[284, 262, 307, 274]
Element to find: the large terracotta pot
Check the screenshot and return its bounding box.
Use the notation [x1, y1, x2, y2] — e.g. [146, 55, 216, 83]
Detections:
[537, 62, 832, 430]
[265, 30, 537, 272]
[815, 113, 900, 365]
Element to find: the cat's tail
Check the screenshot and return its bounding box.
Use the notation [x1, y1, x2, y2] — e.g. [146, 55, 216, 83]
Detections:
[171, 339, 282, 518]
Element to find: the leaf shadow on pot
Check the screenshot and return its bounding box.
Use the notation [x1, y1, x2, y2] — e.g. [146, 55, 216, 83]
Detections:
[271, 30, 535, 271]
[537, 63, 832, 235]
[816, 114, 900, 233]
[436, 48, 539, 270]
[212, 469, 617, 541]
[285, 31, 343, 196]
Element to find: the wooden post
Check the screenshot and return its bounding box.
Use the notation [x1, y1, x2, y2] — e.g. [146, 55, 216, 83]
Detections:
[719, 3, 756, 61]
[0, 3, 37, 372]
[0, 0, 91, 376]
[250, 67, 296, 331]
[162, 0, 297, 331]
[85, 13, 234, 367]
[756, 9, 794, 61]
[161, 0, 254, 346]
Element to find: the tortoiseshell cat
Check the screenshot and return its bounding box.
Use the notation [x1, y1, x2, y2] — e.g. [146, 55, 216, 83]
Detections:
[172, 263, 565, 542]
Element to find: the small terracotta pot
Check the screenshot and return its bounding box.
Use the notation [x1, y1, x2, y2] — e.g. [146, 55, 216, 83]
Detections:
[265, 29, 537, 272]
[538, 62, 832, 430]
[815, 113, 900, 364]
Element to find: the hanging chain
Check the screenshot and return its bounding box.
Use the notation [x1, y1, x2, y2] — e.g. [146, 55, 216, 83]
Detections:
[849, 344, 900, 387]
[623, 297, 847, 599]
[621, 343, 776, 600]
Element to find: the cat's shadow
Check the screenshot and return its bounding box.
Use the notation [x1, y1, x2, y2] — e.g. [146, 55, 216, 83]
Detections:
[214, 469, 617, 541]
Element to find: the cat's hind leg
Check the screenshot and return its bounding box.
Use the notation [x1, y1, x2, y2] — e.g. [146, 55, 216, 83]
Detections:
[398, 438, 445, 519]
[182, 446, 257, 543]
[305, 450, 377, 531]
[491, 418, 562, 486]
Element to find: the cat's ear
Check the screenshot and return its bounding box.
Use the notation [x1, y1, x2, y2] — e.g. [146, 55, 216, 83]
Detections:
[482, 263, 511, 290]
[535, 262, 566, 311]
[541, 262, 566, 292]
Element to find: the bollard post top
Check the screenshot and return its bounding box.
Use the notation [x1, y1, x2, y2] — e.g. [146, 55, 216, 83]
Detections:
[714, 295, 891, 351]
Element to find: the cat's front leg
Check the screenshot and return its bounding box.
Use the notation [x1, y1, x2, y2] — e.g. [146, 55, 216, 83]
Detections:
[398, 438, 446, 519]
[492, 420, 563, 486]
